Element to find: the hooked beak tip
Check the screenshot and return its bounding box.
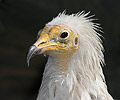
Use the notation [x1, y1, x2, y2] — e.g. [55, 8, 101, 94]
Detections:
[26, 45, 37, 67]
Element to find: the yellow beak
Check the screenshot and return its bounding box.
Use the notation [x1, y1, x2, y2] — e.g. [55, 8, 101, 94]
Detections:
[26, 34, 58, 66]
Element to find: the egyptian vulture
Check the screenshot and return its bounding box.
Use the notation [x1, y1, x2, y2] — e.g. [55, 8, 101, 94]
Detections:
[27, 11, 113, 100]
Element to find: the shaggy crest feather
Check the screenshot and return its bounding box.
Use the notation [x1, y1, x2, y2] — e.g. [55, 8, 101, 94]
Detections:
[36, 11, 113, 100]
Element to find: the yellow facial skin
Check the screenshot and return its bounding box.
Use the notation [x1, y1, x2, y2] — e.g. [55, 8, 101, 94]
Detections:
[34, 25, 79, 71]
[34, 25, 78, 54]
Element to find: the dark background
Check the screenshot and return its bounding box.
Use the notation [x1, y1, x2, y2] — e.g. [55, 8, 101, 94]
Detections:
[0, 0, 120, 100]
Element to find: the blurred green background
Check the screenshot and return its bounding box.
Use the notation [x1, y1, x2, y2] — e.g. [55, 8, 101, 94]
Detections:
[0, 0, 120, 100]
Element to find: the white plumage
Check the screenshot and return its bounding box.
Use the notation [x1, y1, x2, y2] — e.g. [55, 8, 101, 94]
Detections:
[27, 11, 113, 100]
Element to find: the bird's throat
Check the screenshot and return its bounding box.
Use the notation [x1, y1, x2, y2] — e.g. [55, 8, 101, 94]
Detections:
[53, 55, 71, 72]
[57, 57, 69, 72]
[51, 51, 75, 72]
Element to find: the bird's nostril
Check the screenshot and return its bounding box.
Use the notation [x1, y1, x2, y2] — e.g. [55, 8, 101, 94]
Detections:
[40, 41, 46, 44]
[38, 42, 46, 47]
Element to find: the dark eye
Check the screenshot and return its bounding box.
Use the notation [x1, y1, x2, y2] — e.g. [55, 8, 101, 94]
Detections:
[60, 32, 69, 38]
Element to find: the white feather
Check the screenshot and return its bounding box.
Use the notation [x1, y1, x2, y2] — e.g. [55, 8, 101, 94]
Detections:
[36, 12, 114, 100]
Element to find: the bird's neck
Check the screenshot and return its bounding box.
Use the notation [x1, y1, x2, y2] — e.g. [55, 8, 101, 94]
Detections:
[38, 56, 80, 100]
[37, 53, 113, 100]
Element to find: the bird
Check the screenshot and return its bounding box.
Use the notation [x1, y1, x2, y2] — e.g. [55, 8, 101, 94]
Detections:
[27, 11, 114, 100]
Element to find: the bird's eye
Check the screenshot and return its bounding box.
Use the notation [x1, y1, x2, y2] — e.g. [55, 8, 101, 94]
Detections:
[60, 32, 69, 39]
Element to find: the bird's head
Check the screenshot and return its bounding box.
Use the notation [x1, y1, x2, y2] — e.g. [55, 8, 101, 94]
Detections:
[27, 24, 79, 66]
[27, 11, 104, 72]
